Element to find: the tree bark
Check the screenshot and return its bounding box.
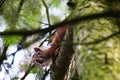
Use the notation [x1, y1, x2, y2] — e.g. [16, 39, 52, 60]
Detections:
[51, 25, 74, 80]
[50, 1, 83, 80]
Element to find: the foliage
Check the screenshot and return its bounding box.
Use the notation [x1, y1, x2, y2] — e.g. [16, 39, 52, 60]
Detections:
[0, 0, 120, 80]
[3, 35, 21, 46]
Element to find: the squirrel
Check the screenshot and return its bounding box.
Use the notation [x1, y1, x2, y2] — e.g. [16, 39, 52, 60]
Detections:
[32, 26, 67, 67]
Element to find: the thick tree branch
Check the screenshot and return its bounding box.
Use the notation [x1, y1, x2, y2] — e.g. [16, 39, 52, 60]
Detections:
[0, 11, 120, 36]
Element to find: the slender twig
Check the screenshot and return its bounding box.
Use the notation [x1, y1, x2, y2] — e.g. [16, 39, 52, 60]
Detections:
[0, 46, 8, 66]
[63, 31, 120, 46]
[2, 64, 12, 80]
[39, 31, 56, 47]
[9, 0, 25, 28]
[10, 0, 25, 27]
[42, 69, 50, 80]
[77, 31, 120, 45]
[42, 0, 51, 26]
[40, 21, 50, 25]
[21, 64, 35, 80]
[0, 11, 120, 36]
[16, 0, 25, 17]
[42, 0, 52, 41]
[39, 37, 49, 47]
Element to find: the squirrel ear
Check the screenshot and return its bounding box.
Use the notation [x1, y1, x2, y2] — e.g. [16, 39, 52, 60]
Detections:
[34, 47, 43, 52]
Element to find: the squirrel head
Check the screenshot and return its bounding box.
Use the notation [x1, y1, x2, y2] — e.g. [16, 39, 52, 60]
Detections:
[32, 47, 52, 67]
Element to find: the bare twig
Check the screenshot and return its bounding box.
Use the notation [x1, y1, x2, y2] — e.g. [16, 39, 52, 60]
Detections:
[0, 46, 8, 66]
[42, 0, 52, 42]
[40, 21, 50, 25]
[21, 64, 35, 80]
[42, 0, 51, 26]
[0, 11, 120, 36]
[3, 64, 12, 80]
[42, 69, 50, 80]
[39, 31, 56, 47]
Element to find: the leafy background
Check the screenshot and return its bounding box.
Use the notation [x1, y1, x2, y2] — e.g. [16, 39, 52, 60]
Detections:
[0, 0, 120, 80]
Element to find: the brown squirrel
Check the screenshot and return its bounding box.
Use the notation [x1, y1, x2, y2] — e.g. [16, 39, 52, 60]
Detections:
[32, 26, 67, 67]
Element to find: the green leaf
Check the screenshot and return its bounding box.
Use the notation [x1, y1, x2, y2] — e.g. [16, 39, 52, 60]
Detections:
[3, 35, 21, 46]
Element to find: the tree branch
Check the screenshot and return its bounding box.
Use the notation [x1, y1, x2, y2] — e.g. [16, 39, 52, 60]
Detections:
[42, 0, 51, 26]
[21, 64, 35, 80]
[16, 0, 25, 17]
[41, 69, 50, 80]
[0, 46, 8, 66]
[75, 31, 120, 45]
[0, 11, 120, 36]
